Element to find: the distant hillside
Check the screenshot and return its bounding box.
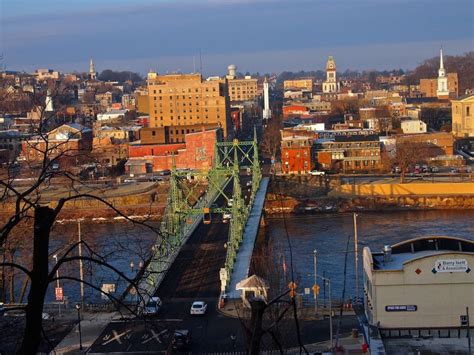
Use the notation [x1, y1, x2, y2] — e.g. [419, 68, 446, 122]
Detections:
[406, 51, 474, 94]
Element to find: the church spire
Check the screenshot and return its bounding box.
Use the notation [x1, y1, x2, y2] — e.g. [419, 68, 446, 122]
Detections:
[436, 47, 448, 98]
[439, 47, 444, 70]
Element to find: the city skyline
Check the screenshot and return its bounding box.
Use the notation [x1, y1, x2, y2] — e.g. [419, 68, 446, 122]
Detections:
[1, 0, 473, 74]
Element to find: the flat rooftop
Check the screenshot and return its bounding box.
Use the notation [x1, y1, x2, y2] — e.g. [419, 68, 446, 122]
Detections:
[371, 236, 474, 271]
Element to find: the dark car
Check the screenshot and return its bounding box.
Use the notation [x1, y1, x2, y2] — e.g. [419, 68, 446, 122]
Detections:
[171, 329, 192, 350]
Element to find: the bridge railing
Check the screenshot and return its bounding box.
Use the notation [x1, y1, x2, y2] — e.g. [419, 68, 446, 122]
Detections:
[130, 173, 231, 304]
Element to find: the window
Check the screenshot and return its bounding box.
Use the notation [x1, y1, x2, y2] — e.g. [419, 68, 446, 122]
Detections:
[467, 106, 471, 116]
[152, 131, 156, 136]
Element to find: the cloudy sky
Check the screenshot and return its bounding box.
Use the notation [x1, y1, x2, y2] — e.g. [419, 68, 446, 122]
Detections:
[1, 0, 473, 75]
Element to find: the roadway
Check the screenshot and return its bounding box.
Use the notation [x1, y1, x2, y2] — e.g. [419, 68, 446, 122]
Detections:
[86, 173, 360, 353]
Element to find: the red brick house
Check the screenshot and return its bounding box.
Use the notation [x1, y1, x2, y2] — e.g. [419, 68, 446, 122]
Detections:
[280, 136, 314, 174]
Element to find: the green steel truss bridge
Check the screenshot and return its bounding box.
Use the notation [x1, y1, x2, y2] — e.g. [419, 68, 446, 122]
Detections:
[133, 129, 262, 302]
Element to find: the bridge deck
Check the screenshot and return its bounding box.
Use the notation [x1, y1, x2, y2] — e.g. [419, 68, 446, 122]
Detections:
[227, 177, 269, 298]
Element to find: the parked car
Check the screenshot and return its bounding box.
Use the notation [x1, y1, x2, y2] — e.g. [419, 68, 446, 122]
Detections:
[450, 168, 459, 173]
[227, 198, 233, 207]
[190, 301, 207, 315]
[246, 180, 252, 187]
[143, 296, 162, 315]
[171, 330, 192, 350]
[0, 303, 4, 316]
[157, 169, 171, 176]
[148, 176, 163, 182]
[123, 178, 137, 183]
[309, 170, 325, 176]
[430, 166, 439, 173]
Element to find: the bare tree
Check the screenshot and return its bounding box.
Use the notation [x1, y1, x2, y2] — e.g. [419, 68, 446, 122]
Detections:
[261, 116, 282, 160]
[392, 141, 435, 183]
[0, 87, 163, 353]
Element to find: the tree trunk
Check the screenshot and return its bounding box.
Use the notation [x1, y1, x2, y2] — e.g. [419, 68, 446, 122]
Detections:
[248, 298, 266, 355]
[18, 207, 56, 355]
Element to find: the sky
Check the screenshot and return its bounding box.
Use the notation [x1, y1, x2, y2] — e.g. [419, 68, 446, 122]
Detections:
[1, 0, 473, 75]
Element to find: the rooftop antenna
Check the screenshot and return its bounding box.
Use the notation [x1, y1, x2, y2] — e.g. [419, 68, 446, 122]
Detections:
[199, 49, 203, 75]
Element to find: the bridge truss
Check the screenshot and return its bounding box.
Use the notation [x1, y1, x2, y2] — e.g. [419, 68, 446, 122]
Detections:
[136, 129, 261, 299]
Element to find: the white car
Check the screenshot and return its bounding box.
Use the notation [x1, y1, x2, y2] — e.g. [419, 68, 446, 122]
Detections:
[190, 301, 207, 315]
[227, 198, 233, 207]
[310, 170, 325, 176]
[143, 296, 162, 315]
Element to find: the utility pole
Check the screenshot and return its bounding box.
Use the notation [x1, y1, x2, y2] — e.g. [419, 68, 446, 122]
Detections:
[353, 213, 359, 300]
[328, 278, 333, 350]
[78, 220, 85, 307]
[467, 307, 472, 355]
[53, 254, 61, 317]
[313, 249, 318, 314]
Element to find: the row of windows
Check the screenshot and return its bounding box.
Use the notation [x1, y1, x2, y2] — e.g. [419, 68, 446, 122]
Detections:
[152, 87, 217, 94]
[152, 114, 219, 121]
[345, 160, 378, 167]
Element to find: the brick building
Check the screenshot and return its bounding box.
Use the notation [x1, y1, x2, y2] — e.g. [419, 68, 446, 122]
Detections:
[281, 136, 314, 174]
[395, 132, 453, 156]
[283, 79, 314, 92]
[126, 128, 222, 174]
[419, 73, 458, 99]
[146, 72, 231, 139]
[22, 123, 92, 163]
[315, 135, 382, 172]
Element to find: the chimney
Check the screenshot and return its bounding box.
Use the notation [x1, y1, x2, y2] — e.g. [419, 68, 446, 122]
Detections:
[383, 245, 392, 263]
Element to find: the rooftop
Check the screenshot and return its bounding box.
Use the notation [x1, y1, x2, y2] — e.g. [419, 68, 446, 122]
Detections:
[370, 236, 474, 271]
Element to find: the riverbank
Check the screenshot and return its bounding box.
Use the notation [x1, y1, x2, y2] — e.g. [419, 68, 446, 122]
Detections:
[0, 182, 168, 224]
[265, 177, 474, 215]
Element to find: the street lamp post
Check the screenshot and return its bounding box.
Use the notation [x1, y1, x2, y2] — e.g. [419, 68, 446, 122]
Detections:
[130, 261, 135, 273]
[316, 275, 333, 350]
[53, 255, 61, 317]
[75, 304, 83, 350]
[313, 249, 318, 314]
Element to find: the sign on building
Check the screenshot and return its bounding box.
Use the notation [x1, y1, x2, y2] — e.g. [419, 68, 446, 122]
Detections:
[385, 305, 417, 312]
[434, 259, 469, 273]
[55, 287, 64, 301]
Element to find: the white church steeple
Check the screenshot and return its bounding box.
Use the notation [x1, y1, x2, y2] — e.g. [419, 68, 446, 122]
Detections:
[436, 47, 449, 99]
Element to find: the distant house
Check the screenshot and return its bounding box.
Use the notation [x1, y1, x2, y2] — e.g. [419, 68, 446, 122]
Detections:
[401, 119, 427, 134]
[22, 123, 92, 163]
[97, 109, 129, 122]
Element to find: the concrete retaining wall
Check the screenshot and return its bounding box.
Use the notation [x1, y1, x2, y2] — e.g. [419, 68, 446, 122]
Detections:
[335, 182, 474, 197]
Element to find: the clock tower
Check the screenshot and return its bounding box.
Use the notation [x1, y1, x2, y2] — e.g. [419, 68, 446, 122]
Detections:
[323, 56, 338, 94]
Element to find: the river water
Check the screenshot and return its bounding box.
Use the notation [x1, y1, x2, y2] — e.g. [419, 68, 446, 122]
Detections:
[10, 210, 471, 305]
[266, 210, 474, 302]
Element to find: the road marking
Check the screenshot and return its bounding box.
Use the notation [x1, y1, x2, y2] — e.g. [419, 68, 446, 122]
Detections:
[142, 329, 167, 344]
[159, 318, 183, 322]
[102, 329, 132, 345]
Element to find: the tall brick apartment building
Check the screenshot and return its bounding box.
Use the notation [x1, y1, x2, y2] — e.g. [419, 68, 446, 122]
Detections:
[144, 72, 232, 143]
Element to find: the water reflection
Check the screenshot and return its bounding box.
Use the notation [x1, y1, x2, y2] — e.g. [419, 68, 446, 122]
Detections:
[268, 210, 474, 300]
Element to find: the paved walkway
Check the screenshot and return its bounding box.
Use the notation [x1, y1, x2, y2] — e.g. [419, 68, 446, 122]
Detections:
[227, 177, 269, 299]
[53, 312, 119, 354]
